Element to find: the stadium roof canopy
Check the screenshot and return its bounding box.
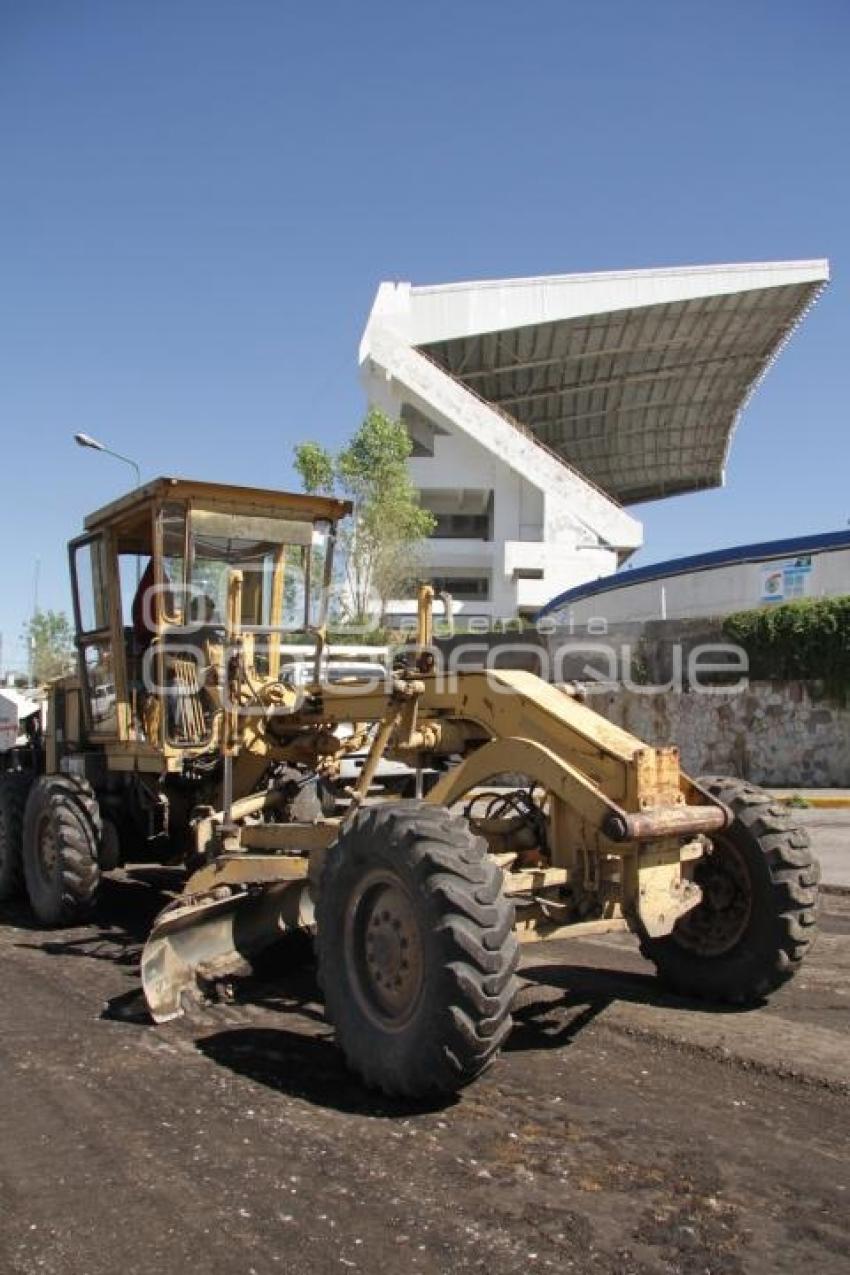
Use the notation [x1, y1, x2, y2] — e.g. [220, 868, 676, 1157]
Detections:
[365, 260, 829, 506]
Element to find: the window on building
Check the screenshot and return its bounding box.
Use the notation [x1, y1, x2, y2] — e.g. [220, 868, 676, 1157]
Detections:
[430, 511, 491, 539]
[419, 489, 493, 541]
[432, 575, 490, 601]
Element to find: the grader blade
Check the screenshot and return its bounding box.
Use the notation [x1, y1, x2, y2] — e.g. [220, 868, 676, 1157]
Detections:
[141, 881, 311, 1023]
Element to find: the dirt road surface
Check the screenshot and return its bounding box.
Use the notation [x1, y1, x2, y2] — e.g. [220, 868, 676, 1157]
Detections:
[1, 867, 848, 1275]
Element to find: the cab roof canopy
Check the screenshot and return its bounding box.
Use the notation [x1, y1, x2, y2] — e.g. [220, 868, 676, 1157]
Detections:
[84, 476, 352, 539]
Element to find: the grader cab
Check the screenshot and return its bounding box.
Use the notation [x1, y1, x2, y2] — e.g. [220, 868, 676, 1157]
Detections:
[0, 478, 819, 1097]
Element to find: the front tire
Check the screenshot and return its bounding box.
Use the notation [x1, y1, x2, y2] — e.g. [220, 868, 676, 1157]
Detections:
[640, 777, 819, 1003]
[0, 772, 34, 901]
[22, 776, 102, 926]
[316, 802, 519, 1097]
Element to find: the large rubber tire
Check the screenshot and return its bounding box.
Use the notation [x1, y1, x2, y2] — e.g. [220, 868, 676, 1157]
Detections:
[316, 801, 519, 1097]
[639, 776, 819, 1003]
[0, 772, 34, 901]
[22, 776, 102, 926]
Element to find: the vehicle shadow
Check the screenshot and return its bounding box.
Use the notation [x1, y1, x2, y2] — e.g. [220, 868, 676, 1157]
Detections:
[7, 868, 181, 969]
[103, 956, 330, 1027]
[191, 959, 752, 1118]
[195, 1026, 455, 1118]
[507, 958, 755, 1055]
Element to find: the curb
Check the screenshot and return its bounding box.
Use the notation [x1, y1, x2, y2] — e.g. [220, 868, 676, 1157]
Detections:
[770, 794, 850, 810]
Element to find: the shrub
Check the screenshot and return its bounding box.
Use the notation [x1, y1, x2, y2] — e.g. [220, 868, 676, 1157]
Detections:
[722, 596, 850, 697]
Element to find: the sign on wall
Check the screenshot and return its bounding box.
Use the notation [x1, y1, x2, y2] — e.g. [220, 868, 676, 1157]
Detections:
[759, 555, 813, 604]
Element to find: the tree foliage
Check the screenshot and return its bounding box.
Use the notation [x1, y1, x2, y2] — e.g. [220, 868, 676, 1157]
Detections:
[723, 596, 850, 695]
[293, 411, 436, 624]
[22, 609, 76, 683]
[293, 441, 335, 496]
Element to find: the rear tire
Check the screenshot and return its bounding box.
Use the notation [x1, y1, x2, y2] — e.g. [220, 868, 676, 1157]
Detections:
[316, 801, 519, 1097]
[0, 772, 34, 901]
[639, 776, 819, 1003]
[22, 776, 102, 926]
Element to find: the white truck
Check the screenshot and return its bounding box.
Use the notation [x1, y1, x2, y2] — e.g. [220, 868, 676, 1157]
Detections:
[0, 688, 43, 771]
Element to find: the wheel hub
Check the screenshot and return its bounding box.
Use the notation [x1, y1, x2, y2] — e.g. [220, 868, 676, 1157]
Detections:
[345, 872, 425, 1029]
[673, 838, 752, 958]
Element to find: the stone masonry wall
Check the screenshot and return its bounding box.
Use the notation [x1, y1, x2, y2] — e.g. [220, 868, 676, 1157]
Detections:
[590, 681, 850, 788]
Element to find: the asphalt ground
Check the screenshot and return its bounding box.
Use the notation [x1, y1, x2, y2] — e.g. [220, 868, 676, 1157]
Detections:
[0, 821, 848, 1275]
[793, 808, 850, 889]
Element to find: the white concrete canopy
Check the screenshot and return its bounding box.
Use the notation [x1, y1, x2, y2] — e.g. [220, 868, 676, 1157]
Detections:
[360, 260, 828, 618]
[366, 260, 828, 506]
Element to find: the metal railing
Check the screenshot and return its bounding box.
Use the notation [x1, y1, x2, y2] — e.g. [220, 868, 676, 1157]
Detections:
[413, 344, 624, 511]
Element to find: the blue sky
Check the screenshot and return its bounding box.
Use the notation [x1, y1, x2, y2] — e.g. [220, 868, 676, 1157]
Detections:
[1, 0, 848, 670]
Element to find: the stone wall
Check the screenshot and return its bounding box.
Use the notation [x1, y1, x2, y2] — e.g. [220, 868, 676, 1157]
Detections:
[429, 628, 850, 786]
[590, 681, 850, 787]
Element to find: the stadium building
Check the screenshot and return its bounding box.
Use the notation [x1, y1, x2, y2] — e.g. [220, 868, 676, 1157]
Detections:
[537, 528, 850, 627]
[359, 259, 829, 622]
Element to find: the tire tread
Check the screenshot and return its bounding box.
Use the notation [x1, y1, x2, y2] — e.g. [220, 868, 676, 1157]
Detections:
[22, 775, 101, 926]
[317, 801, 518, 1096]
[0, 771, 34, 900]
[639, 776, 818, 1003]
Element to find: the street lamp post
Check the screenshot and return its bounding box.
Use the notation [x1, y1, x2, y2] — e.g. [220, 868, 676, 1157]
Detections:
[74, 433, 143, 588]
[73, 433, 142, 487]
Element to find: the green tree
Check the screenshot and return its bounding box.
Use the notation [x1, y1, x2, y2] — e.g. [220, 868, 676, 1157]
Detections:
[23, 609, 75, 683]
[293, 441, 335, 496]
[293, 410, 436, 624]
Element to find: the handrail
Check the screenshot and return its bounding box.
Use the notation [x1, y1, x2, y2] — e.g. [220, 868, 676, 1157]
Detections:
[413, 344, 623, 511]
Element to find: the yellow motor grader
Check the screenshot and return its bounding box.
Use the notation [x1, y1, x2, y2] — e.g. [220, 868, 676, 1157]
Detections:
[0, 478, 819, 1096]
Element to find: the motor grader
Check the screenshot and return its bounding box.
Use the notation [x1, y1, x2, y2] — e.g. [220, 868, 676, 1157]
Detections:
[0, 477, 819, 1096]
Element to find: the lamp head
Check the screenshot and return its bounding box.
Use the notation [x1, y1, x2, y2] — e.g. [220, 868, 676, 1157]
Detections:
[74, 432, 106, 451]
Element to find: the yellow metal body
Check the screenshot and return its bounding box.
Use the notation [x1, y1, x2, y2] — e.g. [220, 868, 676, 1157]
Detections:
[198, 661, 720, 944]
[48, 477, 728, 1019]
